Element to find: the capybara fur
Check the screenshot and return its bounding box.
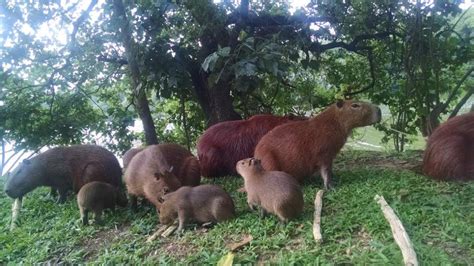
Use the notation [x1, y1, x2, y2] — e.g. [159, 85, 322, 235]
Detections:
[159, 184, 235, 231]
[197, 114, 306, 178]
[254, 100, 381, 189]
[123, 143, 200, 213]
[77, 181, 128, 225]
[423, 112, 474, 181]
[4, 145, 122, 203]
[236, 158, 303, 222]
[122, 147, 144, 170]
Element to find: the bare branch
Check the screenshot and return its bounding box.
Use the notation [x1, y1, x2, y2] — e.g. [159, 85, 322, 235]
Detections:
[449, 86, 474, 118]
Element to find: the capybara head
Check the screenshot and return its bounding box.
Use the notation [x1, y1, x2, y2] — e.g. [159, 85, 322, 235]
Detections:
[154, 168, 181, 200]
[159, 194, 177, 225]
[334, 99, 381, 129]
[236, 158, 264, 177]
[115, 188, 128, 207]
[4, 159, 43, 199]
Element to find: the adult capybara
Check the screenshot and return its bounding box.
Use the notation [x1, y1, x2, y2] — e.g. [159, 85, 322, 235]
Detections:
[4, 145, 122, 203]
[423, 112, 474, 181]
[123, 143, 200, 213]
[77, 181, 128, 225]
[122, 147, 144, 170]
[159, 184, 235, 231]
[254, 100, 381, 189]
[236, 158, 303, 222]
[197, 114, 306, 178]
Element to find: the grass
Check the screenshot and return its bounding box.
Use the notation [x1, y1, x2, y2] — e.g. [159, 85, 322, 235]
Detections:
[1, 150, 473, 264]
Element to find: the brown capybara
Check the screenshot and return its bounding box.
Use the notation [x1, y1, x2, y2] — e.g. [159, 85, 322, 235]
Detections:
[4, 145, 122, 203]
[423, 112, 474, 181]
[123, 143, 200, 213]
[197, 114, 306, 178]
[236, 158, 304, 222]
[77, 181, 128, 225]
[122, 147, 144, 170]
[159, 184, 235, 231]
[254, 100, 381, 189]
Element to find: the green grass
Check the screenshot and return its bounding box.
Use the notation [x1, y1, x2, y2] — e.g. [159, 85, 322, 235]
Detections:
[1, 151, 473, 264]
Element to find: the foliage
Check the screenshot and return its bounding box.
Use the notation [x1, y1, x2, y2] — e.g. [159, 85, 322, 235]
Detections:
[1, 151, 473, 264]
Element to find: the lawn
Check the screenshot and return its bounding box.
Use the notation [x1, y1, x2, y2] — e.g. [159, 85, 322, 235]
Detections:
[1, 150, 473, 264]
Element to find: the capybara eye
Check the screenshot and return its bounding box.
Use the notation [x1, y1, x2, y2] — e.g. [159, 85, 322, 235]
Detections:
[351, 103, 360, 108]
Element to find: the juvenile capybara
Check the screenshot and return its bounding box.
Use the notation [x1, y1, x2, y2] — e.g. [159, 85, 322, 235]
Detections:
[4, 145, 122, 203]
[122, 147, 144, 170]
[423, 112, 474, 181]
[197, 114, 306, 178]
[159, 184, 235, 231]
[236, 158, 304, 222]
[77, 181, 128, 225]
[123, 143, 200, 213]
[254, 100, 381, 189]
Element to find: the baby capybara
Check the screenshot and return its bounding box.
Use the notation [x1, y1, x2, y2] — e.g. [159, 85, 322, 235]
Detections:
[123, 143, 200, 214]
[236, 158, 303, 222]
[4, 145, 123, 203]
[77, 181, 128, 225]
[197, 114, 306, 178]
[423, 112, 474, 181]
[122, 147, 144, 170]
[159, 184, 235, 231]
[254, 100, 381, 189]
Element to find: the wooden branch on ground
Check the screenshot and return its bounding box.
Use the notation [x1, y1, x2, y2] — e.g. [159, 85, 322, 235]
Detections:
[10, 197, 22, 231]
[375, 195, 418, 266]
[146, 224, 178, 242]
[313, 189, 324, 243]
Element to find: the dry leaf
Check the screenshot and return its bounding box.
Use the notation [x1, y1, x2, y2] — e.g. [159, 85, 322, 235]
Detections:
[227, 235, 253, 251]
[217, 252, 234, 266]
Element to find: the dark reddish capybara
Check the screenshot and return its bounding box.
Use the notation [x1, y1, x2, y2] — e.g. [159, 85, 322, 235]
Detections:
[423, 112, 474, 181]
[4, 145, 122, 203]
[236, 158, 303, 222]
[197, 114, 306, 178]
[123, 143, 200, 213]
[254, 100, 381, 189]
[77, 181, 128, 225]
[122, 147, 144, 170]
[159, 184, 235, 231]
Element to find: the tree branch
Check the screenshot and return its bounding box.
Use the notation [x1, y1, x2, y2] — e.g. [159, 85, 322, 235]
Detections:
[70, 0, 99, 47]
[345, 49, 376, 97]
[441, 67, 474, 113]
[97, 55, 128, 65]
[449, 86, 474, 118]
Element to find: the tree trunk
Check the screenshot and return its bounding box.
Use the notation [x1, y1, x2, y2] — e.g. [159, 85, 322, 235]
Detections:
[112, 0, 158, 145]
[1, 138, 4, 176]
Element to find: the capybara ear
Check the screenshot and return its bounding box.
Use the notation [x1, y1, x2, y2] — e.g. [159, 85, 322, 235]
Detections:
[336, 99, 344, 108]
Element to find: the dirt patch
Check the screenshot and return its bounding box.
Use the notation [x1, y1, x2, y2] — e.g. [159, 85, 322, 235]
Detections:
[336, 150, 424, 173]
[82, 224, 131, 259]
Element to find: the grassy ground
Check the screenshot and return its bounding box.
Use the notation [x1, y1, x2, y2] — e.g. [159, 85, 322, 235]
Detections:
[0, 150, 473, 264]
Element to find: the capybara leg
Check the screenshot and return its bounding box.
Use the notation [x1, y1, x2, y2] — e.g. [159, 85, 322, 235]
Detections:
[129, 195, 138, 212]
[320, 165, 334, 190]
[50, 187, 57, 198]
[94, 210, 103, 225]
[177, 209, 189, 232]
[81, 209, 89, 225]
[258, 206, 268, 218]
[57, 188, 68, 204]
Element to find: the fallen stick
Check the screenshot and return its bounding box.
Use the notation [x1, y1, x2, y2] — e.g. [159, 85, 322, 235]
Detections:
[146, 225, 170, 243]
[375, 195, 418, 266]
[161, 225, 177, 237]
[10, 197, 22, 231]
[313, 189, 324, 243]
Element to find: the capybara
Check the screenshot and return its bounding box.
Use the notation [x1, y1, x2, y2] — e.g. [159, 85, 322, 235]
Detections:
[254, 100, 381, 189]
[123, 143, 200, 213]
[423, 112, 474, 181]
[77, 181, 128, 225]
[236, 158, 304, 222]
[122, 147, 144, 170]
[159, 184, 235, 231]
[197, 114, 306, 178]
[4, 145, 122, 203]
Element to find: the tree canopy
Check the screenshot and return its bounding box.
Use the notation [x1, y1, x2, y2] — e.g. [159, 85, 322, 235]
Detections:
[0, 0, 472, 154]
